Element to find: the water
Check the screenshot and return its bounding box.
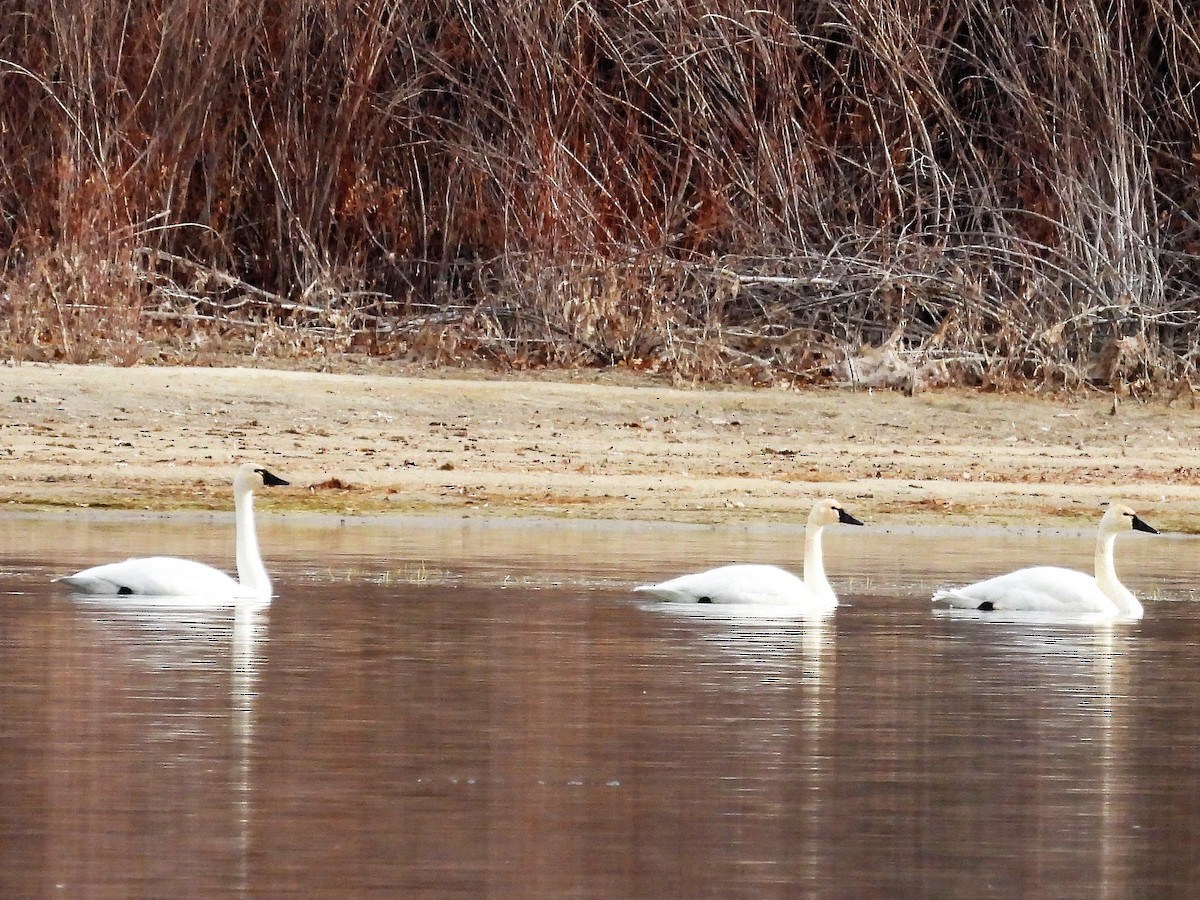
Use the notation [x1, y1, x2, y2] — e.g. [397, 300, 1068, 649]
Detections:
[2, 513, 1199, 897]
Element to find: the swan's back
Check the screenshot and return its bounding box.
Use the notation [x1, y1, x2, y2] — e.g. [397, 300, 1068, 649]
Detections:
[58, 556, 245, 598]
[634, 564, 827, 607]
[932, 565, 1115, 613]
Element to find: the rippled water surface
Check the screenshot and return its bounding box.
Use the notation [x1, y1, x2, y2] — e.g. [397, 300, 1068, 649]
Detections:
[2, 512, 1199, 897]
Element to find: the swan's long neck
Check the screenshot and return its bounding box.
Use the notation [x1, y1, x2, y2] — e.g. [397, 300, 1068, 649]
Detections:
[802, 524, 836, 605]
[234, 486, 271, 599]
[1094, 531, 1142, 617]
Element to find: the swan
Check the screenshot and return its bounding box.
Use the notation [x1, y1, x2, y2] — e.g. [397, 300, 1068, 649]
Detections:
[633, 498, 864, 609]
[57, 463, 289, 600]
[931, 503, 1157, 617]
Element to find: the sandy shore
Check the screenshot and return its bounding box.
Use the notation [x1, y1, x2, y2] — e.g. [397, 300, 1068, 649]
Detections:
[3, 363, 1200, 530]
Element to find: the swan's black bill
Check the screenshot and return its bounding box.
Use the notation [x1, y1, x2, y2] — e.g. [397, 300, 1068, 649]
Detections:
[1131, 515, 1158, 535]
[258, 468, 289, 487]
[838, 508, 864, 526]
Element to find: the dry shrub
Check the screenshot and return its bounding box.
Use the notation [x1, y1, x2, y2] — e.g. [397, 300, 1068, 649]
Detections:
[4, 238, 143, 365]
[3, 159, 150, 364]
[0, 1, 1198, 391]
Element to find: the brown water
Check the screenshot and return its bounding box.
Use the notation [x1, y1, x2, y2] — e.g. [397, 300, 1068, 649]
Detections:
[2, 512, 1199, 897]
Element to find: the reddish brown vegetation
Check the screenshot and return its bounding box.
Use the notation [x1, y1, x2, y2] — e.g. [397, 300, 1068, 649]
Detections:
[1, 1, 1198, 391]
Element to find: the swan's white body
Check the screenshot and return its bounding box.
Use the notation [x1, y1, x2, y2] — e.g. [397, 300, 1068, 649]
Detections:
[634, 499, 863, 610]
[931, 503, 1156, 618]
[58, 463, 288, 601]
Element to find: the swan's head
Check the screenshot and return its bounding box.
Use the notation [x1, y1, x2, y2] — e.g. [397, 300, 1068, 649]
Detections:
[809, 498, 864, 528]
[233, 462, 290, 493]
[1100, 502, 1158, 536]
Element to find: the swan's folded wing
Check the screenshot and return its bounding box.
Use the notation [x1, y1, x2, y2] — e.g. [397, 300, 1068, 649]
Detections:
[931, 586, 987, 608]
[57, 556, 243, 597]
[633, 564, 821, 606]
[633, 584, 693, 602]
[56, 571, 127, 595]
[932, 566, 1115, 613]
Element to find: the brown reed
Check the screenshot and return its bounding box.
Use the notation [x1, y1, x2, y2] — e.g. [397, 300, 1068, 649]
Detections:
[1, 1, 1198, 392]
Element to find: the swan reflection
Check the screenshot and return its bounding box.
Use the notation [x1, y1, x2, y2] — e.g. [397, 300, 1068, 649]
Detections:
[63, 597, 268, 893]
[928, 614, 1133, 897]
[643, 601, 836, 886]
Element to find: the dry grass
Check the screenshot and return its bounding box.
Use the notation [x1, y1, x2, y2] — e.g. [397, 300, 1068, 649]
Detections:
[2, 1, 1199, 391]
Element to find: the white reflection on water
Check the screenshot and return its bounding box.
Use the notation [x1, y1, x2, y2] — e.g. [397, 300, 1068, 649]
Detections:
[1095, 624, 1125, 900]
[642, 603, 835, 889]
[643, 602, 833, 690]
[920, 616, 1133, 898]
[931, 607, 1129, 626]
[67, 597, 268, 895]
[231, 604, 266, 889]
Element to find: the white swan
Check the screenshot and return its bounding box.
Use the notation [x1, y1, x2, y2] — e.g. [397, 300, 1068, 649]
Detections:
[931, 503, 1157, 617]
[57, 463, 289, 600]
[633, 498, 864, 609]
